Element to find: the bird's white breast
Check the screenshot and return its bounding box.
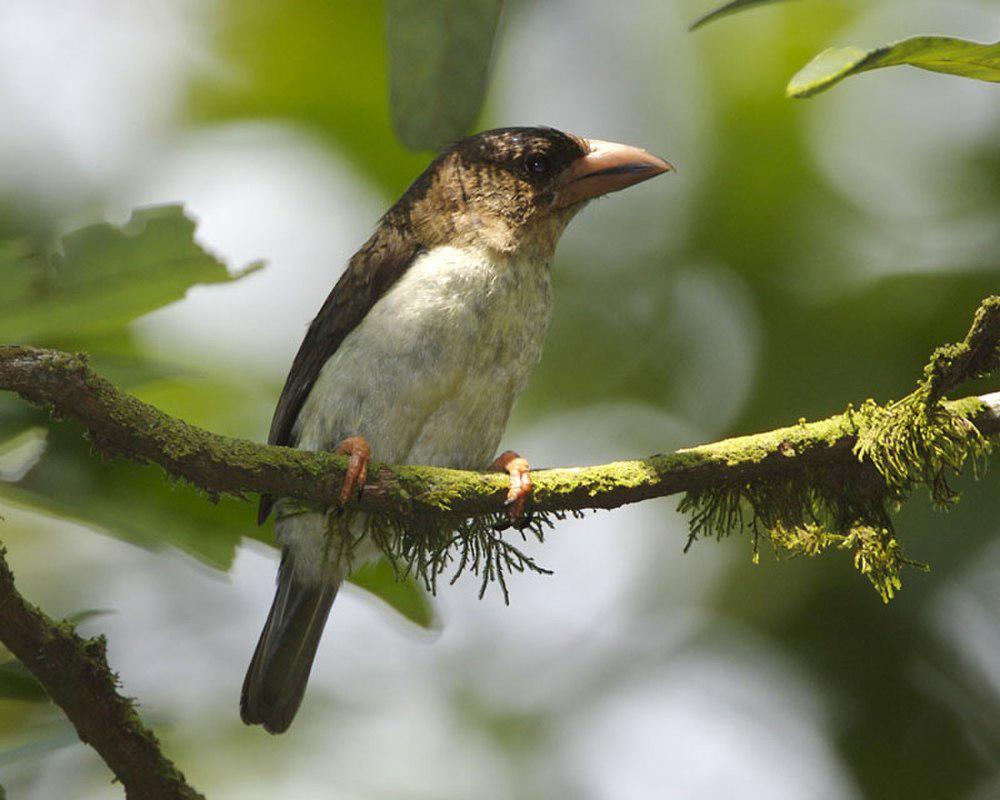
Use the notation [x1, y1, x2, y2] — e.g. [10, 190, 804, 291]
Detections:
[294, 244, 553, 470]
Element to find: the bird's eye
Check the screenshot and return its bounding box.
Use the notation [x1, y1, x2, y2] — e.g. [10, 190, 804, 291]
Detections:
[524, 154, 548, 174]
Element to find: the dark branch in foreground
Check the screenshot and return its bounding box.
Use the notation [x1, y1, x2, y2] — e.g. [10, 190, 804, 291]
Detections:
[0, 548, 204, 800]
[0, 346, 997, 520]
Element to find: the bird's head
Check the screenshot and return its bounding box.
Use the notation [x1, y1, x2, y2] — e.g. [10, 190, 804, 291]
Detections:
[392, 127, 673, 258]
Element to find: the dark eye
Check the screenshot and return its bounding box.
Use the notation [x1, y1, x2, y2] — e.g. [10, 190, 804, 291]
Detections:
[524, 154, 548, 174]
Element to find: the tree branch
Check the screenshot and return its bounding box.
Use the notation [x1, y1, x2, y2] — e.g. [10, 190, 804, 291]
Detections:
[0, 296, 995, 796]
[0, 345, 997, 520]
[0, 547, 204, 800]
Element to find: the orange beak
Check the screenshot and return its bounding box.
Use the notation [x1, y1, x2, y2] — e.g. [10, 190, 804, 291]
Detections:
[552, 139, 673, 209]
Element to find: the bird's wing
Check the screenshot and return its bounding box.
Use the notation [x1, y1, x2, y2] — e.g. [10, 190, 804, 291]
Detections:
[258, 226, 424, 523]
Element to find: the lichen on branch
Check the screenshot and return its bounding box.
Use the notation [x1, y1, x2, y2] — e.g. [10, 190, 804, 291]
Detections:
[0, 297, 996, 603]
[685, 296, 999, 601]
[856, 295, 999, 505]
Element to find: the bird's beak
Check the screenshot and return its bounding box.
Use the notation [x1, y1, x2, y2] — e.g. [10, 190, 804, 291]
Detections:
[552, 139, 673, 209]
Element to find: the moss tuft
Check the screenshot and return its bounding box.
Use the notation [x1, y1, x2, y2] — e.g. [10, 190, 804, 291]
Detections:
[854, 395, 990, 507]
[280, 497, 563, 603]
[364, 510, 560, 603]
[679, 296, 998, 601]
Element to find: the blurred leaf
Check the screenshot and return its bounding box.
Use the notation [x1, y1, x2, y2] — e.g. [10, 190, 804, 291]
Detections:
[387, 0, 504, 151]
[788, 37, 1000, 98]
[192, 0, 427, 194]
[0, 428, 47, 483]
[0, 205, 260, 346]
[689, 0, 795, 31]
[0, 380, 431, 626]
[0, 379, 258, 571]
[0, 661, 46, 704]
[0, 438, 248, 573]
[64, 608, 114, 625]
[348, 557, 436, 629]
[53, 332, 196, 390]
[0, 721, 78, 767]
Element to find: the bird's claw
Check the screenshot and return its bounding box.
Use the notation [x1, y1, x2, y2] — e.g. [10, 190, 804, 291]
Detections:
[489, 450, 533, 524]
[334, 435, 371, 506]
[493, 511, 536, 534]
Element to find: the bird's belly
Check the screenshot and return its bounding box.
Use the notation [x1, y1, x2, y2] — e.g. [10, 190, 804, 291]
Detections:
[404, 362, 524, 468]
[294, 245, 552, 470]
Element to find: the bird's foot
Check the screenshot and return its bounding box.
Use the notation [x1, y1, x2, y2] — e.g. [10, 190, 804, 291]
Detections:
[334, 436, 371, 505]
[489, 450, 533, 525]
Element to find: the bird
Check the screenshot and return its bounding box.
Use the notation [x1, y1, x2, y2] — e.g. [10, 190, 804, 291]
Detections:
[241, 126, 672, 733]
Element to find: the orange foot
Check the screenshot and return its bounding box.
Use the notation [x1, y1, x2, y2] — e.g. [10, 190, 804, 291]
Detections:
[334, 436, 371, 505]
[489, 450, 533, 525]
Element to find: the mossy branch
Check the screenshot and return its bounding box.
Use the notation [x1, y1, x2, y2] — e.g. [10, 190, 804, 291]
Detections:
[0, 299, 996, 798]
[0, 296, 996, 601]
[856, 296, 1000, 506]
[0, 346, 994, 515]
[0, 547, 204, 799]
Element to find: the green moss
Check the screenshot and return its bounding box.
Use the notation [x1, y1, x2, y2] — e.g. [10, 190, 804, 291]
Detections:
[768, 523, 926, 603]
[855, 395, 991, 507]
[394, 463, 508, 511]
[853, 297, 997, 510]
[361, 507, 559, 603]
[10, 297, 996, 606]
[678, 296, 998, 601]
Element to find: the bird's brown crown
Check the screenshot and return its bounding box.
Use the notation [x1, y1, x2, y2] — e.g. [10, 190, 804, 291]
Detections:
[451, 127, 589, 184]
[386, 127, 590, 256]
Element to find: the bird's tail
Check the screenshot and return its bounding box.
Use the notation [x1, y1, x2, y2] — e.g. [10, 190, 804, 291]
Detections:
[240, 538, 341, 735]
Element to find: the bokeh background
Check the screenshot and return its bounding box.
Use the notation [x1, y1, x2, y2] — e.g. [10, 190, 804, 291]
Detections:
[0, 0, 998, 797]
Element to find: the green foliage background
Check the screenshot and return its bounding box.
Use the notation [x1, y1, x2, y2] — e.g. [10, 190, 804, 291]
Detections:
[0, 0, 997, 798]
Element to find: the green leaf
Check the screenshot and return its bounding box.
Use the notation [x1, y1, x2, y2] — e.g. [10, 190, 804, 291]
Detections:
[689, 0, 795, 31]
[387, 0, 504, 151]
[0, 428, 47, 483]
[0, 388, 253, 571]
[64, 608, 115, 626]
[52, 332, 197, 390]
[0, 722, 79, 767]
[0, 205, 261, 346]
[0, 661, 47, 703]
[348, 557, 437, 629]
[191, 0, 429, 193]
[0, 441, 248, 573]
[788, 37, 1000, 98]
[0, 400, 434, 628]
